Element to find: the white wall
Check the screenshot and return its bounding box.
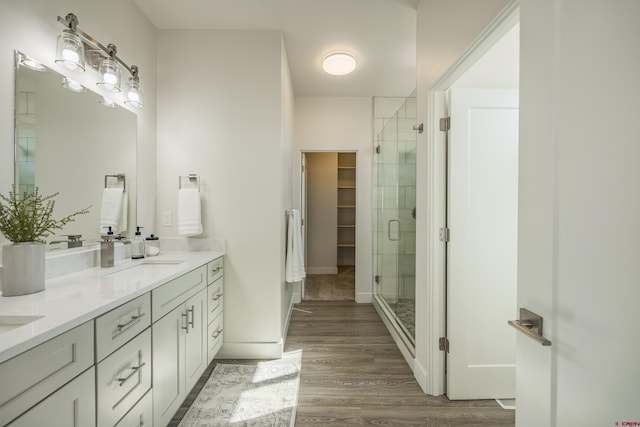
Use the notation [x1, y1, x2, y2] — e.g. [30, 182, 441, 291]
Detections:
[157, 29, 293, 358]
[0, 0, 157, 248]
[294, 97, 373, 303]
[414, 0, 511, 393]
[518, 1, 640, 425]
[305, 153, 338, 274]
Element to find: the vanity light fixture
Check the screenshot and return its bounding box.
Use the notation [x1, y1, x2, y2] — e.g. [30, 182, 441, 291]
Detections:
[124, 65, 143, 108]
[97, 44, 121, 93]
[322, 52, 357, 76]
[62, 77, 85, 93]
[55, 14, 85, 72]
[99, 96, 117, 108]
[55, 13, 143, 108]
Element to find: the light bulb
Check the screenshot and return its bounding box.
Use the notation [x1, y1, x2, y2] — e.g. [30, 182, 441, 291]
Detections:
[62, 48, 79, 63]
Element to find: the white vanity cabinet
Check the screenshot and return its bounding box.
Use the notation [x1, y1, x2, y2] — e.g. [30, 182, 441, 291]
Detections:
[0, 321, 95, 426]
[152, 266, 208, 427]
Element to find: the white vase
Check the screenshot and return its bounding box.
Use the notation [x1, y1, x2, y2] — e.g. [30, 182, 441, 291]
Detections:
[1, 242, 45, 296]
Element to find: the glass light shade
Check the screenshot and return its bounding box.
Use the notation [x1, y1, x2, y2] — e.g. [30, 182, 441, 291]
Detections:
[62, 77, 85, 92]
[322, 52, 357, 76]
[55, 29, 85, 72]
[20, 55, 46, 72]
[124, 78, 143, 109]
[97, 58, 121, 93]
[99, 96, 117, 108]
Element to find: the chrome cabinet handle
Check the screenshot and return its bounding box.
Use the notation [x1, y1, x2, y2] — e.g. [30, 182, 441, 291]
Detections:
[387, 219, 401, 241]
[181, 312, 189, 333]
[212, 328, 223, 339]
[187, 306, 195, 329]
[212, 292, 223, 301]
[211, 266, 222, 273]
[116, 312, 146, 333]
[117, 362, 146, 386]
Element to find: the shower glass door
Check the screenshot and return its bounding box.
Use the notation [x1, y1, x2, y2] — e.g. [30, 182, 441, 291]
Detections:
[373, 93, 417, 344]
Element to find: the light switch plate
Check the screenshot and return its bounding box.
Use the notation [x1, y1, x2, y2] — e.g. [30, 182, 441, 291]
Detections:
[162, 211, 172, 226]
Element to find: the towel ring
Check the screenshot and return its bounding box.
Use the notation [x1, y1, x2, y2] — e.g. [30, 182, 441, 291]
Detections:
[105, 174, 126, 191]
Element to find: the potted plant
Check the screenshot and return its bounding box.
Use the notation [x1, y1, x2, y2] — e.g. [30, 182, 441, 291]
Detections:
[0, 187, 89, 296]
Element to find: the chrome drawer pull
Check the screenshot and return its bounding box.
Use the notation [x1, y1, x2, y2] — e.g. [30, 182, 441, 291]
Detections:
[212, 328, 223, 339]
[212, 292, 223, 301]
[211, 266, 222, 273]
[181, 312, 189, 333]
[116, 312, 146, 333]
[117, 362, 146, 386]
[187, 306, 195, 329]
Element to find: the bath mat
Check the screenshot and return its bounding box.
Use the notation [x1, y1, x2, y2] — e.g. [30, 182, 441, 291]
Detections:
[178, 363, 300, 427]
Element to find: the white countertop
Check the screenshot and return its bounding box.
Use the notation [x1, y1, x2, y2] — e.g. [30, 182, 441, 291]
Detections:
[0, 250, 224, 364]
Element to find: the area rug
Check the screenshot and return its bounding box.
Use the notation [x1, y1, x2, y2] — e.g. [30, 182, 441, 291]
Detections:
[178, 363, 301, 427]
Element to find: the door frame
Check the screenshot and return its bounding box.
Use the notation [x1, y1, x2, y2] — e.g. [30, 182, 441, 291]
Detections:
[424, 1, 520, 396]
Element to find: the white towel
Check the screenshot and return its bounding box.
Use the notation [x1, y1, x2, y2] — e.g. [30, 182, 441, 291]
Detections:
[120, 192, 128, 233]
[178, 188, 203, 236]
[285, 209, 306, 283]
[100, 188, 124, 233]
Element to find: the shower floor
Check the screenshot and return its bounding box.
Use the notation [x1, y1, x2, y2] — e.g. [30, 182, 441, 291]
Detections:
[395, 298, 415, 340]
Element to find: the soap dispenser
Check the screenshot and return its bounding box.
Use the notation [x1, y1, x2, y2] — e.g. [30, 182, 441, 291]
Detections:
[101, 226, 115, 268]
[131, 226, 145, 259]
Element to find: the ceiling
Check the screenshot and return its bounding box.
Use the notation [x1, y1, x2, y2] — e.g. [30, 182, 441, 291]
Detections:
[132, 0, 418, 97]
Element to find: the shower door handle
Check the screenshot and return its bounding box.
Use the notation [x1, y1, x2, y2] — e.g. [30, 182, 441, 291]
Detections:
[388, 219, 401, 241]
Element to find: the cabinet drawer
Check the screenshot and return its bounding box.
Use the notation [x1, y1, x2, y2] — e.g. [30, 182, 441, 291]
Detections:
[96, 328, 151, 427]
[7, 367, 96, 427]
[0, 321, 94, 426]
[207, 314, 224, 365]
[207, 278, 224, 325]
[115, 389, 152, 427]
[95, 293, 151, 362]
[207, 257, 224, 284]
[152, 265, 207, 322]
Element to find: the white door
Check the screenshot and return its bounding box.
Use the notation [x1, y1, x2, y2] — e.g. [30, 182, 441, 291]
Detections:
[447, 88, 519, 399]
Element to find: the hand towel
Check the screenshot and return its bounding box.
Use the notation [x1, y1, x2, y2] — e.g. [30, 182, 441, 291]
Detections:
[285, 209, 306, 283]
[100, 188, 124, 233]
[178, 188, 203, 236]
[119, 191, 128, 233]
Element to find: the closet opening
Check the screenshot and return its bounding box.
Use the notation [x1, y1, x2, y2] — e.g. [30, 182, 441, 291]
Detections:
[301, 151, 357, 301]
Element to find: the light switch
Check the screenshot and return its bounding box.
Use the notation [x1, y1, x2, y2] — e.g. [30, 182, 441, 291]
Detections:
[162, 211, 172, 226]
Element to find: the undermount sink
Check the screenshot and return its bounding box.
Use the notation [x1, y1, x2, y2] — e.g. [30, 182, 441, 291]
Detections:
[101, 259, 186, 277]
[139, 259, 185, 265]
[0, 315, 44, 335]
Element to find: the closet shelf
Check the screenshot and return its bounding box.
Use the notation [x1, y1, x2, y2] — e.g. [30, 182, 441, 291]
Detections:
[338, 185, 356, 189]
[337, 244, 356, 248]
[338, 205, 356, 209]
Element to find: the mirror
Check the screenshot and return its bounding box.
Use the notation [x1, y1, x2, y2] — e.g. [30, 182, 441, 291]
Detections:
[14, 51, 137, 250]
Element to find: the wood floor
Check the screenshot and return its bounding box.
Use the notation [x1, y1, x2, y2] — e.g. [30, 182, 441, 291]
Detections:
[171, 301, 515, 426]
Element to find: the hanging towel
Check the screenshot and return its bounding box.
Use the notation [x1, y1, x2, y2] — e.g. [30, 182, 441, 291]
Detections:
[178, 188, 203, 236]
[100, 188, 124, 233]
[119, 191, 128, 233]
[285, 209, 306, 283]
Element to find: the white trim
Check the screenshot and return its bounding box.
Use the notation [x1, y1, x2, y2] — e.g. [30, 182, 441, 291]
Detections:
[282, 291, 295, 347]
[306, 267, 338, 275]
[424, 0, 520, 397]
[373, 296, 415, 368]
[217, 341, 284, 359]
[355, 292, 372, 303]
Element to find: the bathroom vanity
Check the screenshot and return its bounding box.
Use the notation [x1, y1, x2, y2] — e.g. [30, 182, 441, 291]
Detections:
[0, 250, 224, 426]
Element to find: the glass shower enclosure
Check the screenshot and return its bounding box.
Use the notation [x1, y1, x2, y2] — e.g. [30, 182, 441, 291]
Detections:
[373, 93, 417, 345]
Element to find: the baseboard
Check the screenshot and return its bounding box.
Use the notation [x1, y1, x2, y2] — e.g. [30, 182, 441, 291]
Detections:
[282, 293, 295, 346]
[217, 341, 283, 359]
[306, 267, 338, 275]
[355, 292, 372, 303]
[413, 357, 429, 394]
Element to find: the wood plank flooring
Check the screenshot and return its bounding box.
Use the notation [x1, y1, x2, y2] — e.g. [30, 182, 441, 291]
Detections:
[171, 301, 515, 426]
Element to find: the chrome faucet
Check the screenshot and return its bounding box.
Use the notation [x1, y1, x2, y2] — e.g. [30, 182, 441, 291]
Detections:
[50, 234, 83, 248]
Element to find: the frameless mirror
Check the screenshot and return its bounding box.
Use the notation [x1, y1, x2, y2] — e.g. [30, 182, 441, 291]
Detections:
[14, 50, 137, 250]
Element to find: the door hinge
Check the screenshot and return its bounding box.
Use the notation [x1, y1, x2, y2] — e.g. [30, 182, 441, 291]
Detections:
[439, 337, 450, 353]
[301, 164, 305, 172]
[301, 218, 304, 226]
[375, 145, 381, 154]
[374, 275, 380, 284]
[439, 116, 451, 132]
[439, 227, 450, 242]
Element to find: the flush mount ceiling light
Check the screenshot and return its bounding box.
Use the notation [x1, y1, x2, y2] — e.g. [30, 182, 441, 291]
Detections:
[55, 13, 143, 108]
[322, 52, 357, 76]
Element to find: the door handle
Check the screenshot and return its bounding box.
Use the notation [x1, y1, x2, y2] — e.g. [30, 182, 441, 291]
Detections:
[387, 219, 401, 241]
[508, 308, 551, 346]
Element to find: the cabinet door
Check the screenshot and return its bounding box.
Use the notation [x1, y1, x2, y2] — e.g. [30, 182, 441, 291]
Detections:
[184, 288, 208, 393]
[8, 367, 95, 427]
[152, 305, 186, 427]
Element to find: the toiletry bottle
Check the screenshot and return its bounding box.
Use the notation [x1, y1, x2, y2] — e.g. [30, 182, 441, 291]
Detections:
[131, 226, 145, 259]
[145, 233, 160, 257]
[101, 226, 115, 267]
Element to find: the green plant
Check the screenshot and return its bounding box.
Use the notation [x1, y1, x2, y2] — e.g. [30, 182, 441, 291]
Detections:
[0, 187, 90, 244]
